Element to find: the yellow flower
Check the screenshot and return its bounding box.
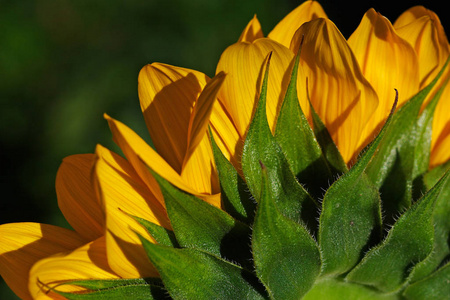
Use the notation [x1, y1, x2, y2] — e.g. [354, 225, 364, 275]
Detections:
[1, 1, 449, 299]
[218, 1, 449, 164]
[0, 66, 230, 299]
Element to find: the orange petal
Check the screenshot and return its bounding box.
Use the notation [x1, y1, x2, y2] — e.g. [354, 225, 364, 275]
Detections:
[94, 144, 168, 278]
[0, 223, 85, 300]
[56, 154, 104, 241]
[430, 78, 450, 167]
[268, 0, 327, 48]
[348, 9, 420, 134]
[106, 114, 221, 208]
[216, 38, 294, 138]
[138, 63, 209, 173]
[291, 18, 379, 163]
[394, 6, 450, 87]
[394, 6, 450, 167]
[29, 236, 119, 299]
[238, 15, 264, 43]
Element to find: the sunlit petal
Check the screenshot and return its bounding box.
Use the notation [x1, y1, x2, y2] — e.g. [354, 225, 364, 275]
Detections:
[216, 38, 294, 138]
[0, 223, 85, 300]
[348, 9, 419, 134]
[185, 72, 225, 164]
[268, 0, 327, 48]
[56, 154, 104, 241]
[394, 6, 450, 167]
[238, 15, 264, 43]
[291, 18, 379, 163]
[209, 99, 242, 170]
[29, 236, 118, 299]
[430, 82, 450, 167]
[94, 144, 168, 278]
[394, 6, 450, 87]
[105, 114, 219, 208]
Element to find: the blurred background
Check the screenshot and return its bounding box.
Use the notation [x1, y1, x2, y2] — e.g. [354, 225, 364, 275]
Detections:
[1, 0, 448, 298]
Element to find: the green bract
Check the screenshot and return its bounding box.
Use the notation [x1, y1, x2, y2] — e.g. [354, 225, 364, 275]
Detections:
[55, 53, 450, 300]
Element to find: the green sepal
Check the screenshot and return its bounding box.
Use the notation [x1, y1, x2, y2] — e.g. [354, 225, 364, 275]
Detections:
[241, 52, 317, 226]
[366, 57, 449, 226]
[124, 212, 178, 247]
[302, 278, 398, 300]
[403, 262, 450, 300]
[307, 81, 348, 175]
[209, 127, 255, 224]
[346, 171, 450, 293]
[318, 96, 396, 276]
[150, 170, 252, 268]
[274, 46, 332, 199]
[138, 234, 267, 300]
[412, 77, 450, 199]
[409, 161, 450, 282]
[252, 163, 321, 299]
[53, 278, 167, 300]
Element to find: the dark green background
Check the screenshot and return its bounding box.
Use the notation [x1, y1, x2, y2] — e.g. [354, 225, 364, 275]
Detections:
[1, 0, 447, 298]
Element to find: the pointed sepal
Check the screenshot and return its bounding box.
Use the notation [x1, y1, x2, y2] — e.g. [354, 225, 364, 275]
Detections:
[53, 278, 167, 300]
[366, 58, 450, 225]
[241, 53, 317, 225]
[274, 42, 333, 199]
[138, 235, 266, 300]
[346, 171, 450, 292]
[210, 128, 255, 224]
[252, 163, 321, 299]
[150, 170, 251, 267]
[318, 96, 397, 276]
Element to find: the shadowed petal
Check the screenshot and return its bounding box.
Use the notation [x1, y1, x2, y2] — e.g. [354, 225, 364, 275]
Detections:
[94, 144, 168, 278]
[56, 154, 104, 241]
[216, 38, 294, 138]
[291, 18, 379, 163]
[0, 223, 85, 300]
[348, 9, 419, 135]
[268, 0, 327, 48]
[29, 236, 118, 299]
[138, 63, 209, 173]
[238, 15, 264, 43]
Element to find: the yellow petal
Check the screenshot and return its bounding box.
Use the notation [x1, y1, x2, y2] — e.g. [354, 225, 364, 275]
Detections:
[29, 236, 119, 299]
[209, 99, 243, 170]
[94, 144, 167, 278]
[138, 63, 209, 173]
[291, 18, 379, 163]
[268, 0, 327, 48]
[238, 15, 264, 43]
[179, 72, 226, 195]
[183, 72, 225, 168]
[216, 38, 294, 138]
[430, 78, 450, 167]
[0, 223, 85, 300]
[348, 9, 419, 135]
[394, 6, 450, 87]
[56, 154, 104, 241]
[394, 6, 450, 167]
[106, 114, 221, 208]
